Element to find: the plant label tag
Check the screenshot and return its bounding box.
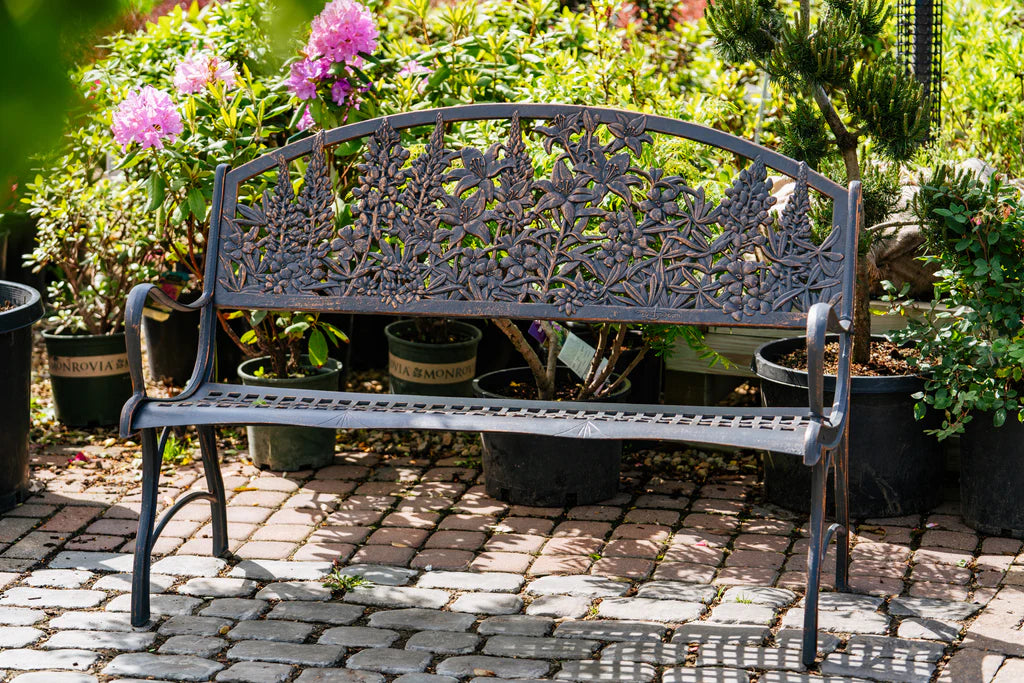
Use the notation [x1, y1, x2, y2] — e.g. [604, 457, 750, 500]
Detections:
[559, 332, 606, 380]
[528, 321, 546, 342]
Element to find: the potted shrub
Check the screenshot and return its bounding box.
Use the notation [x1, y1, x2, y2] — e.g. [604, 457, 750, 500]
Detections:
[385, 318, 482, 397]
[233, 309, 348, 471]
[26, 170, 159, 427]
[707, 0, 943, 517]
[892, 166, 1024, 536]
[0, 280, 43, 510]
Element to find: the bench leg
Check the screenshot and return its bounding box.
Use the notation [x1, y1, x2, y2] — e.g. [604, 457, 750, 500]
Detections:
[131, 427, 161, 628]
[198, 426, 228, 557]
[802, 458, 828, 669]
[833, 433, 851, 592]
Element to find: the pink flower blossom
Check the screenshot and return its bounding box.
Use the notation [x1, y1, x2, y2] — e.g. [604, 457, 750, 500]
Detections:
[297, 109, 316, 131]
[331, 78, 352, 106]
[173, 53, 238, 94]
[111, 86, 183, 152]
[398, 62, 432, 78]
[287, 57, 330, 100]
[306, 0, 378, 65]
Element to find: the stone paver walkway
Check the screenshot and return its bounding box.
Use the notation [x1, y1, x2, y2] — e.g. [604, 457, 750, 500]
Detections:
[0, 439, 1023, 682]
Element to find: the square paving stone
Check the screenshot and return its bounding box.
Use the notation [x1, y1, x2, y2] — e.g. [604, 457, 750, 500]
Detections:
[227, 640, 346, 666]
[406, 630, 480, 654]
[555, 660, 657, 682]
[44, 629, 155, 651]
[596, 597, 705, 622]
[436, 655, 550, 679]
[107, 593, 202, 616]
[554, 620, 667, 642]
[159, 615, 233, 637]
[267, 601, 364, 624]
[367, 608, 476, 632]
[451, 592, 522, 615]
[478, 615, 554, 637]
[103, 653, 224, 681]
[227, 620, 315, 643]
[200, 598, 269, 620]
[347, 648, 432, 674]
[159, 635, 227, 658]
[215, 661, 294, 683]
[484, 635, 601, 659]
[320, 626, 399, 648]
[179, 577, 259, 598]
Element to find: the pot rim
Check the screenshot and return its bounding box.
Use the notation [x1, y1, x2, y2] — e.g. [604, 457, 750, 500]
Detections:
[237, 354, 342, 385]
[42, 330, 126, 340]
[384, 319, 483, 348]
[0, 281, 43, 335]
[473, 365, 632, 402]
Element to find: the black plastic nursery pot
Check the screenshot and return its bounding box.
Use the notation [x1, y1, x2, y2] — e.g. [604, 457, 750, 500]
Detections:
[0, 282, 43, 511]
[960, 414, 1024, 538]
[754, 336, 944, 519]
[44, 331, 133, 428]
[385, 320, 482, 397]
[473, 366, 630, 507]
[238, 356, 342, 471]
[142, 296, 200, 386]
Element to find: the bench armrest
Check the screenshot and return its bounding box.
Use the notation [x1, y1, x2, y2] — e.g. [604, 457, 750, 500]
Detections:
[803, 302, 853, 464]
[119, 283, 210, 437]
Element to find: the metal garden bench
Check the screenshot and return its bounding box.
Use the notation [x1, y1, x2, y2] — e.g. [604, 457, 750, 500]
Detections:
[120, 103, 861, 668]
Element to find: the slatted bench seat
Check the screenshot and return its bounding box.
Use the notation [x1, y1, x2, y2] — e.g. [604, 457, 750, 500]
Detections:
[120, 103, 861, 669]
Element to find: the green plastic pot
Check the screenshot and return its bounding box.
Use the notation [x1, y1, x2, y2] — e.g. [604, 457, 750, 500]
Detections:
[238, 356, 341, 471]
[384, 319, 482, 397]
[44, 331, 133, 428]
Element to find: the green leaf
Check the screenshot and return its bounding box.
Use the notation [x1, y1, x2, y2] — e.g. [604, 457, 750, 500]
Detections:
[146, 173, 166, 212]
[320, 321, 349, 344]
[239, 330, 257, 345]
[995, 408, 1007, 427]
[308, 329, 328, 367]
[187, 187, 207, 220]
[913, 402, 927, 421]
[283, 321, 310, 337]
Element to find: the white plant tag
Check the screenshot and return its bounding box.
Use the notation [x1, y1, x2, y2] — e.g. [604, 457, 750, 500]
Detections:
[559, 332, 606, 380]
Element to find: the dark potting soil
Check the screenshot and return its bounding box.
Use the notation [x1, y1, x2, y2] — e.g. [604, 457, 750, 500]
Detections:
[778, 340, 921, 377]
[391, 322, 477, 345]
[499, 377, 601, 401]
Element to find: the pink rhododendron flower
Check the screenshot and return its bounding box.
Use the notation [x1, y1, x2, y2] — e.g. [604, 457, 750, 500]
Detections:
[306, 0, 378, 65]
[331, 79, 352, 106]
[398, 62, 432, 78]
[297, 108, 316, 131]
[287, 57, 331, 100]
[111, 86, 183, 152]
[173, 53, 237, 94]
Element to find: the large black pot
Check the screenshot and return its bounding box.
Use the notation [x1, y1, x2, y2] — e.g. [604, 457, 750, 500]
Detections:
[385, 320, 482, 397]
[754, 336, 944, 518]
[960, 415, 1024, 537]
[0, 282, 43, 511]
[473, 366, 630, 507]
[142, 293, 200, 386]
[44, 331, 133, 428]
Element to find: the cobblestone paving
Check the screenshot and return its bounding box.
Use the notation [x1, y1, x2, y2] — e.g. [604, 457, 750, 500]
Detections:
[1, 444, 1023, 682]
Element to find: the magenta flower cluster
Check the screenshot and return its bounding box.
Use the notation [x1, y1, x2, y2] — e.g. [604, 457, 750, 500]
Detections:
[173, 53, 237, 95]
[111, 86, 184, 152]
[287, 0, 377, 110]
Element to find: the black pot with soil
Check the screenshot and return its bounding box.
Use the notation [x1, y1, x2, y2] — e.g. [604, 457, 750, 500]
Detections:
[44, 331, 133, 428]
[473, 366, 630, 507]
[238, 356, 342, 471]
[960, 414, 1024, 538]
[0, 281, 43, 511]
[385, 319, 482, 397]
[566, 322, 663, 404]
[142, 291, 200, 386]
[754, 335, 944, 518]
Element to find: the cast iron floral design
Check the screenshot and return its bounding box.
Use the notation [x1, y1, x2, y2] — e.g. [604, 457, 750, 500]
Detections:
[219, 110, 844, 320]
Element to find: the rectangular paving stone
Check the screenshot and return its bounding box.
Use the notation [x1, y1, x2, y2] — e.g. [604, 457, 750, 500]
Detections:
[24, 569, 93, 588]
[227, 640, 346, 666]
[320, 626, 399, 648]
[600, 642, 689, 665]
[227, 620, 315, 643]
[554, 620, 667, 642]
[0, 607, 45, 625]
[526, 575, 630, 598]
[151, 555, 228, 577]
[344, 585, 450, 609]
[49, 612, 149, 632]
[49, 551, 134, 572]
[662, 667, 749, 683]
[43, 629, 156, 651]
[179, 577, 259, 598]
[844, 635, 946, 661]
[294, 669, 384, 682]
[722, 586, 796, 608]
[159, 615, 233, 636]
[107, 593, 202, 616]
[774, 628, 840, 654]
[367, 608, 476, 632]
[555, 660, 657, 682]
[484, 635, 600, 659]
[0, 649, 98, 671]
[215, 661, 294, 683]
[229, 560, 332, 581]
[0, 626, 43, 648]
[94, 573, 176, 593]
[597, 597, 705, 622]
[781, 608, 890, 634]
[256, 581, 332, 601]
[820, 653, 935, 683]
[406, 630, 480, 654]
[417, 571, 523, 593]
[0, 587, 105, 608]
[160, 635, 228, 658]
[329, 564, 418, 586]
[897, 618, 961, 641]
[671, 624, 770, 646]
[525, 594, 590, 619]
[478, 615, 554, 637]
[347, 648, 431, 674]
[103, 653, 225, 681]
[707, 602, 776, 625]
[8, 673, 99, 683]
[268, 601, 364, 625]
[451, 592, 522, 615]
[889, 596, 982, 621]
[635, 582, 717, 603]
[436, 655, 550, 679]
[200, 598, 269, 620]
[696, 645, 805, 670]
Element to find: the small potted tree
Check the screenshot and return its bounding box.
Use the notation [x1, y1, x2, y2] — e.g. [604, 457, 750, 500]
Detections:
[27, 169, 159, 427]
[706, 0, 943, 517]
[893, 166, 1024, 536]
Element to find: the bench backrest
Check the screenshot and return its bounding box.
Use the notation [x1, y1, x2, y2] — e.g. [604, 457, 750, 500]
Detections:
[207, 103, 860, 328]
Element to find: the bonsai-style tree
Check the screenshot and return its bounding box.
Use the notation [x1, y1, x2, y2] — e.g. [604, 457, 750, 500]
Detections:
[706, 0, 929, 362]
